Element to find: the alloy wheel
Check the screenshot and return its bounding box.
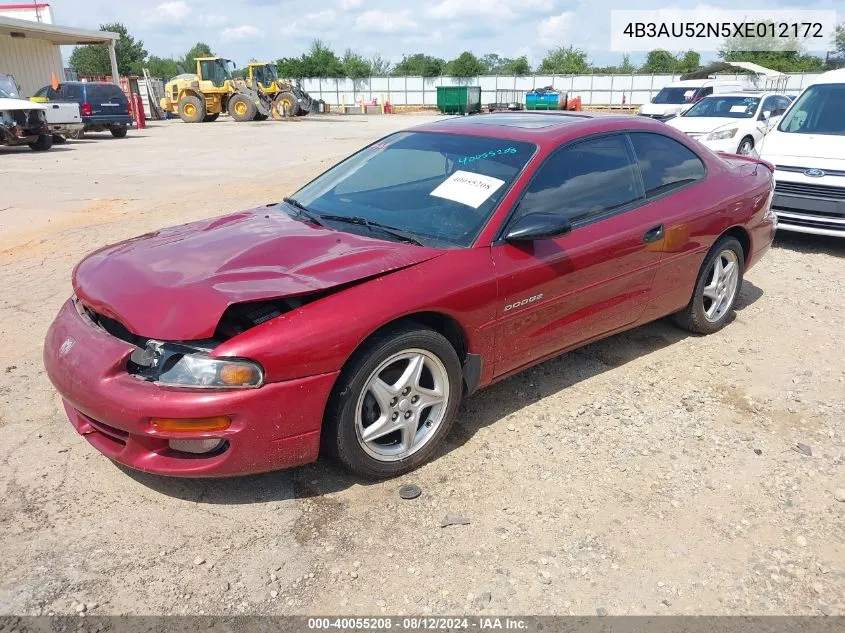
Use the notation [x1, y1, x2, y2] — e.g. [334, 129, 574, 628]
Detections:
[354, 349, 450, 462]
[702, 249, 739, 322]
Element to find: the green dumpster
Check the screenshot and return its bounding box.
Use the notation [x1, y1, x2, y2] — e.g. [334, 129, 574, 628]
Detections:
[436, 86, 482, 115]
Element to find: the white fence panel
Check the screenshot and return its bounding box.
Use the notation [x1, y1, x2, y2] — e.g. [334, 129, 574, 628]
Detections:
[299, 72, 819, 106]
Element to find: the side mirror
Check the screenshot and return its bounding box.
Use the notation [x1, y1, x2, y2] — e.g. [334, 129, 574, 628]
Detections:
[761, 110, 771, 121]
[505, 212, 572, 242]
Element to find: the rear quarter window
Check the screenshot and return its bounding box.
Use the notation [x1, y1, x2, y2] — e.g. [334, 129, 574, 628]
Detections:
[629, 132, 706, 198]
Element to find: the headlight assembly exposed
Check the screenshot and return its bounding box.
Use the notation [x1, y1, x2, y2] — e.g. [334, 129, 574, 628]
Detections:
[128, 340, 263, 388]
[707, 128, 738, 141]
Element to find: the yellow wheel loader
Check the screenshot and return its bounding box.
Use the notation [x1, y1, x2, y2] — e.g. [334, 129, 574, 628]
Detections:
[159, 57, 271, 123]
[246, 63, 313, 119]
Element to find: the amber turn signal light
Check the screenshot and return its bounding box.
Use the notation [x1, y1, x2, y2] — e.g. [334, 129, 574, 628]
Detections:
[219, 363, 260, 386]
[150, 416, 231, 433]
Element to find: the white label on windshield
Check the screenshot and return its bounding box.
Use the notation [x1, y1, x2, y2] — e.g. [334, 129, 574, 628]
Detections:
[683, 90, 695, 99]
[430, 170, 505, 209]
[730, 105, 748, 113]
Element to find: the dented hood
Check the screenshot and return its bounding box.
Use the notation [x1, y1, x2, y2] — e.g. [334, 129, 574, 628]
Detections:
[73, 208, 443, 340]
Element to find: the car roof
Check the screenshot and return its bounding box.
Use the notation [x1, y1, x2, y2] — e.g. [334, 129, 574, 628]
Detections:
[410, 111, 683, 145]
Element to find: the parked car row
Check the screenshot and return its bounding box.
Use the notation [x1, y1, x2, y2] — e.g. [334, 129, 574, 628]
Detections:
[640, 70, 845, 238]
[1, 75, 133, 151]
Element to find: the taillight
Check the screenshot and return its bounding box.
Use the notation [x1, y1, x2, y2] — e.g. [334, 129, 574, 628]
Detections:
[81, 102, 92, 116]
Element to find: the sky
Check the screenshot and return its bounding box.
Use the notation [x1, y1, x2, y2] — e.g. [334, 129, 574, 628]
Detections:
[48, 0, 841, 69]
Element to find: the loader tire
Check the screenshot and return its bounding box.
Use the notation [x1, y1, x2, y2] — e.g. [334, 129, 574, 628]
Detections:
[178, 96, 205, 123]
[272, 92, 297, 120]
[228, 95, 256, 122]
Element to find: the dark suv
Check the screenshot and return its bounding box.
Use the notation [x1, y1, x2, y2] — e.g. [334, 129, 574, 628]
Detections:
[33, 81, 132, 137]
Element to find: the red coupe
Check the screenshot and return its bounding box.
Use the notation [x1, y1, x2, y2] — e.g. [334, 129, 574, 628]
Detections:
[44, 112, 777, 479]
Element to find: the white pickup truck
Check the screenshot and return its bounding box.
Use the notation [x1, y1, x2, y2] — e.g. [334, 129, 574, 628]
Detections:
[0, 75, 82, 144]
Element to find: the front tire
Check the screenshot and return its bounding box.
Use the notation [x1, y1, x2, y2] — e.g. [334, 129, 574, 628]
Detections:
[737, 137, 754, 155]
[228, 95, 256, 122]
[323, 324, 462, 479]
[28, 133, 53, 151]
[673, 236, 744, 335]
[178, 96, 205, 123]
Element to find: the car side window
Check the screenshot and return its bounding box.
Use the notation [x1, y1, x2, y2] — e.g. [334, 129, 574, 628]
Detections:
[697, 87, 713, 101]
[61, 84, 83, 100]
[514, 134, 643, 225]
[772, 96, 790, 117]
[629, 132, 705, 199]
[760, 96, 778, 118]
[33, 86, 49, 98]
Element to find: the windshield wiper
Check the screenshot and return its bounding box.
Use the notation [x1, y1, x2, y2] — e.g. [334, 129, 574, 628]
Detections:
[282, 197, 325, 227]
[317, 214, 424, 246]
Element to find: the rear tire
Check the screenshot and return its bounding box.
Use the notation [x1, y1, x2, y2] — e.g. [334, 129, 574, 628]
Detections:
[178, 96, 205, 123]
[673, 236, 744, 335]
[28, 133, 53, 151]
[228, 95, 256, 122]
[323, 324, 462, 479]
[110, 126, 128, 138]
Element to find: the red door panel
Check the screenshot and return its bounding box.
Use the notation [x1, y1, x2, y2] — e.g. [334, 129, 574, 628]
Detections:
[491, 204, 666, 378]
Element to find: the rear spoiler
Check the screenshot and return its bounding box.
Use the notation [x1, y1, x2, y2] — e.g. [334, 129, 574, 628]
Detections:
[715, 151, 775, 174]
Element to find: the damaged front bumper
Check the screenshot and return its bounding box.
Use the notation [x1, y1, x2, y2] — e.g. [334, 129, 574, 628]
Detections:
[44, 298, 339, 477]
[0, 109, 48, 145]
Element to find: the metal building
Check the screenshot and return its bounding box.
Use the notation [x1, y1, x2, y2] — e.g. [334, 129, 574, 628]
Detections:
[0, 15, 118, 96]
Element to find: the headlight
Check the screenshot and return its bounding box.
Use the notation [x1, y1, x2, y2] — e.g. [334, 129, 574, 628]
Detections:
[128, 340, 264, 389]
[707, 128, 738, 140]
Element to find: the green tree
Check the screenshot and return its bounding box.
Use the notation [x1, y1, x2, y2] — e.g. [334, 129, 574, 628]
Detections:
[537, 46, 589, 74]
[502, 56, 531, 76]
[342, 49, 372, 80]
[301, 40, 344, 77]
[719, 22, 824, 71]
[445, 51, 485, 77]
[835, 23, 845, 55]
[620, 54, 636, 73]
[392, 54, 445, 77]
[677, 50, 701, 73]
[69, 23, 147, 76]
[277, 56, 306, 79]
[182, 42, 214, 74]
[641, 49, 678, 73]
[146, 56, 180, 80]
[370, 54, 392, 76]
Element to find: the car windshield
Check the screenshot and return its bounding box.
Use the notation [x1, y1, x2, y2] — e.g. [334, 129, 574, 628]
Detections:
[0, 87, 10, 99]
[683, 96, 760, 118]
[289, 131, 536, 248]
[777, 83, 845, 136]
[652, 87, 699, 104]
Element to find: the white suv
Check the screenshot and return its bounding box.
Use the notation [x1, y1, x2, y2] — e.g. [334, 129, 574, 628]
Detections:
[760, 69, 845, 237]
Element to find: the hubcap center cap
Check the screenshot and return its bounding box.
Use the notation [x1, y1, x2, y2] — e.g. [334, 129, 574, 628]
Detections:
[398, 398, 411, 412]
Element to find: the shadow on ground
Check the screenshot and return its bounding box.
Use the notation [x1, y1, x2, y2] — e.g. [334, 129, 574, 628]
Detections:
[123, 280, 765, 503]
[774, 231, 845, 258]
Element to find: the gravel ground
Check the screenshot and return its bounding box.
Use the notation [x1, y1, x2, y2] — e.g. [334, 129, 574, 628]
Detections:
[0, 116, 843, 617]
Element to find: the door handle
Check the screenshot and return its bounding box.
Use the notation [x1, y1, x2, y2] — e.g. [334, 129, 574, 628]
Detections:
[643, 224, 664, 243]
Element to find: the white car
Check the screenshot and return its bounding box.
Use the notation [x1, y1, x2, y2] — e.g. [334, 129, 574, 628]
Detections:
[667, 92, 793, 156]
[638, 79, 745, 121]
[760, 68, 845, 237]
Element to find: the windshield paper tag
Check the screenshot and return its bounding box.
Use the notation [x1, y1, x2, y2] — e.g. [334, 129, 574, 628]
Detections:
[430, 170, 505, 209]
[729, 105, 748, 113]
